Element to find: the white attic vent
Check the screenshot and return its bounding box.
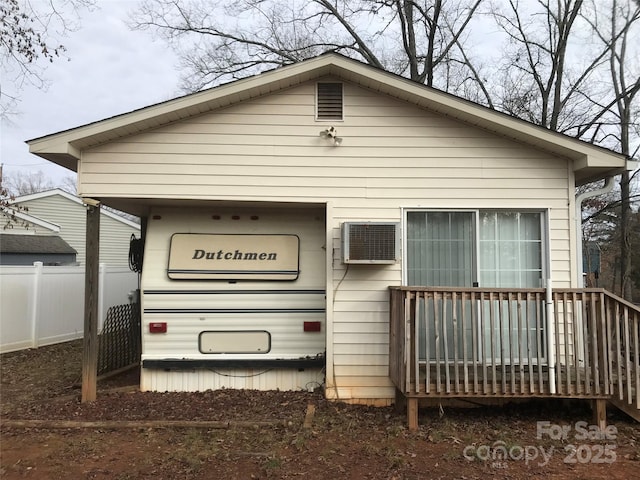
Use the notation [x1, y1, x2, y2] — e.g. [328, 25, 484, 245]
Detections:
[317, 82, 343, 120]
[341, 222, 400, 264]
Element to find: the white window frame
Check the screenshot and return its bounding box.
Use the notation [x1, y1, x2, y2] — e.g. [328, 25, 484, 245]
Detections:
[401, 208, 550, 288]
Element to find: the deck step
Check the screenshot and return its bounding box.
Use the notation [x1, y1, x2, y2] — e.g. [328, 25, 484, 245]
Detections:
[609, 398, 640, 423]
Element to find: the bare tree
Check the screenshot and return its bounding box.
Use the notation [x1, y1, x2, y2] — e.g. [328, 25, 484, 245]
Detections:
[58, 174, 78, 195]
[581, 0, 640, 299]
[1, 169, 78, 197]
[491, 0, 639, 300]
[0, 164, 28, 228]
[1, 170, 57, 196]
[132, 0, 490, 102]
[0, 0, 95, 116]
[490, 0, 614, 133]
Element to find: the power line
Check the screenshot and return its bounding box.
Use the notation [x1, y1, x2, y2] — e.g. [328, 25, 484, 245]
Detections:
[2, 162, 57, 167]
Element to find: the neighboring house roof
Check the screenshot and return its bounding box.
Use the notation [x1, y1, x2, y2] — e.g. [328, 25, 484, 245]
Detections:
[11, 189, 141, 229]
[7, 188, 140, 267]
[1, 208, 61, 233]
[0, 234, 77, 254]
[27, 54, 634, 185]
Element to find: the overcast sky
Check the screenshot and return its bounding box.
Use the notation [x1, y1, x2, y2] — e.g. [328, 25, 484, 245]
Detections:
[1, 1, 182, 186]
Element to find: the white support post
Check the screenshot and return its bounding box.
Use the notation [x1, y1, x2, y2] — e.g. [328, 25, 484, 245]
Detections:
[30, 262, 43, 348]
[545, 278, 556, 394]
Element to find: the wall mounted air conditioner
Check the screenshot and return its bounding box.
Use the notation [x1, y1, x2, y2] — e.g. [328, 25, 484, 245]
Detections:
[341, 222, 400, 264]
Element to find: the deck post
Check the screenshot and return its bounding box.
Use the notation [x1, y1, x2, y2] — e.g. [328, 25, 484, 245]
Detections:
[407, 397, 419, 431]
[591, 399, 607, 430]
[81, 201, 100, 403]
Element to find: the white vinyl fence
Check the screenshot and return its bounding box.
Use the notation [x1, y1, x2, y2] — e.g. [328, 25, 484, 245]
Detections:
[0, 263, 139, 353]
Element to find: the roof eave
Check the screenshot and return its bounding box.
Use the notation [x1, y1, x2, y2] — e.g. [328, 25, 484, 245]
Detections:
[574, 158, 637, 186]
[27, 57, 337, 162]
[27, 54, 628, 181]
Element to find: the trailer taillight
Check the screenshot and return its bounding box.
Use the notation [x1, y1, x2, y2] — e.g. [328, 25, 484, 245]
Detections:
[303, 321, 321, 332]
[149, 322, 167, 333]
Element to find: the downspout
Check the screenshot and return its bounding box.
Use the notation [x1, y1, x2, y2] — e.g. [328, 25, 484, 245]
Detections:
[575, 176, 616, 288]
[571, 175, 616, 376]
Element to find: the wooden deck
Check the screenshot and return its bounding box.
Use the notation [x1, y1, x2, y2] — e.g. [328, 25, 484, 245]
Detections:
[389, 287, 640, 429]
[409, 364, 617, 397]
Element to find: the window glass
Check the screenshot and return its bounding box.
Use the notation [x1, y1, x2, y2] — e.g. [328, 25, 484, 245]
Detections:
[407, 210, 543, 289]
[407, 211, 474, 287]
[479, 211, 542, 288]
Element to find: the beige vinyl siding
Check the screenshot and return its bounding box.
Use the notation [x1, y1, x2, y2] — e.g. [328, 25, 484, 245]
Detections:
[98, 214, 140, 267]
[0, 223, 56, 235]
[17, 195, 86, 263]
[79, 83, 569, 203]
[16, 194, 139, 267]
[80, 79, 574, 401]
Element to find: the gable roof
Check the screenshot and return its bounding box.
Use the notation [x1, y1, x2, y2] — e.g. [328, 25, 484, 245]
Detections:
[12, 189, 141, 230]
[1, 208, 60, 233]
[0, 234, 77, 255]
[27, 53, 633, 185]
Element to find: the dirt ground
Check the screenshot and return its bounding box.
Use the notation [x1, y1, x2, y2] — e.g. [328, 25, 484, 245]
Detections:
[1, 341, 639, 479]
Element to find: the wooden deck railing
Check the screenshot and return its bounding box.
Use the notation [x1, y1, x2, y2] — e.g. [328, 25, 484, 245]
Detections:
[389, 287, 639, 412]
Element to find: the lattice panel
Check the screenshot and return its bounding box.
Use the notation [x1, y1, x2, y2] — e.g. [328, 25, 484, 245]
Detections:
[98, 303, 141, 376]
